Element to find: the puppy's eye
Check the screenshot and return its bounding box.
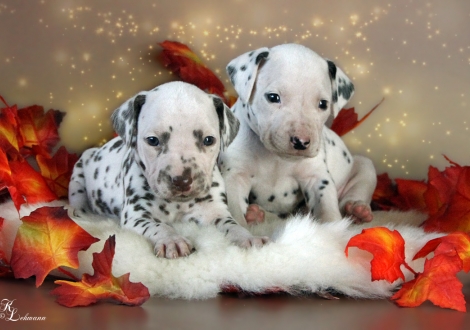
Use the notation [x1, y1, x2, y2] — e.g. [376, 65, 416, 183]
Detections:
[265, 93, 281, 103]
[146, 136, 160, 146]
[203, 136, 215, 146]
[318, 100, 328, 110]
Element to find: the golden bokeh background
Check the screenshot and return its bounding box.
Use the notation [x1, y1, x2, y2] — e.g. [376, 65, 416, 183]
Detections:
[1, 0, 469, 179]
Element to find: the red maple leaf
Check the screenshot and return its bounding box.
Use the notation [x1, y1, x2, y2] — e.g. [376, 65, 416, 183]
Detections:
[372, 158, 470, 233]
[51, 235, 150, 307]
[422, 161, 470, 233]
[392, 249, 466, 312]
[391, 232, 470, 311]
[413, 232, 470, 272]
[10, 207, 99, 287]
[331, 98, 383, 136]
[158, 40, 227, 101]
[16, 105, 65, 157]
[372, 173, 396, 211]
[393, 179, 428, 211]
[345, 227, 413, 282]
[36, 146, 79, 199]
[372, 174, 428, 212]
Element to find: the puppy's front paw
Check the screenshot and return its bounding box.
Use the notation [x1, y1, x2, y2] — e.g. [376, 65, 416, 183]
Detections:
[72, 208, 81, 218]
[343, 200, 373, 224]
[245, 204, 265, 225]
[236, 236, 270, 249]
[226, 225, 270, 248]
[154, 235, 193, 259]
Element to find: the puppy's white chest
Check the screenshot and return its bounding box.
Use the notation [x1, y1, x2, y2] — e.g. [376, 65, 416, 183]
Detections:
[248, 157, 303, 215]
[251, 179, 303, 215]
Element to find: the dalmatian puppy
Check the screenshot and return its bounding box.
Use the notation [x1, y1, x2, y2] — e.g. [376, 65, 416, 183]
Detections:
[220, 44, 377, 225]
[69, 81, 268, 259]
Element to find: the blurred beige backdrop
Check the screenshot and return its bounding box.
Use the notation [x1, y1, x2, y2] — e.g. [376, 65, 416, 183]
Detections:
[0, 0, 469, 179]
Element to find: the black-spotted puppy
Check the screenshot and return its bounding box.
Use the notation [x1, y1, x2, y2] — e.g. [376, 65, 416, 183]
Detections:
[69, 81, 268, 258]
[220, 44, 377, 225]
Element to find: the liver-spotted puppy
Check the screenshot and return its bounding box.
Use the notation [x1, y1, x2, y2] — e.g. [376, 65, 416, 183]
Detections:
[220, 44, 377, 225]
[69, 81, 268, 259]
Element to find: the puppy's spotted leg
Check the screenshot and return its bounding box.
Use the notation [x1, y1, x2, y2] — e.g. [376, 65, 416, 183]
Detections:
[300, 173, 342, 223]
[184, 175, 269, 248]
[121, 199, 193, 258]
[212, 170, 269, 247]
[223, 170, 252, 226]
[338, 155, 376, 223]
[121, 158, 192, 259]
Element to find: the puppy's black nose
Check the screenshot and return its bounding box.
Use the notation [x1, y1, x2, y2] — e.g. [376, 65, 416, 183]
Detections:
[172, 169, 193, 192]
[290, 136, 310, 150]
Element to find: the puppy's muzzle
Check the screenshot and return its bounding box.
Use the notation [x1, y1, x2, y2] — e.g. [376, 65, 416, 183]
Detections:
[290, 136, 310, 150]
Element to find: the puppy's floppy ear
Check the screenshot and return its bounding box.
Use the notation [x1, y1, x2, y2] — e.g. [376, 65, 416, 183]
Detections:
[226, 47, 270, 104]
[326, 60, 355, 118]
[111, 92, 147, 148]
[211, 96, 239, 151]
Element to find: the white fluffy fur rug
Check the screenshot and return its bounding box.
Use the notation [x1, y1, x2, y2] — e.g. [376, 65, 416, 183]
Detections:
[0, 201, 444, 300]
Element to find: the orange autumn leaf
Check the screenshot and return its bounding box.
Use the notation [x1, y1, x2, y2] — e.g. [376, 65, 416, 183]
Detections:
[345, 227, 411, 282]
[0, 217, 12, 277]
[52, 235, 150, 307]
[0, 97, 23, 158]
[16, 105, 64, 157]
[37, 146, 79, 199]
[10, 207, 99, 287]
[392, 251, 466, 312]
[0, 150, 24, 209]
[0, 149, 12, 189]
[8, 158, 58, 209]
[0, 149, 57, 210]
[330, 98, 383, 137]
[413, 232, 470, 272]
[0, 96, 71, 209]
[159, 40, 227, 101]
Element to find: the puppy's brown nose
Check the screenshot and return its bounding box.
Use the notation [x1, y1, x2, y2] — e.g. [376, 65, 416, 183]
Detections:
[290, 136, 310, 150]
[172, 176, 193, 192]
[171, 169, 193, 192]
